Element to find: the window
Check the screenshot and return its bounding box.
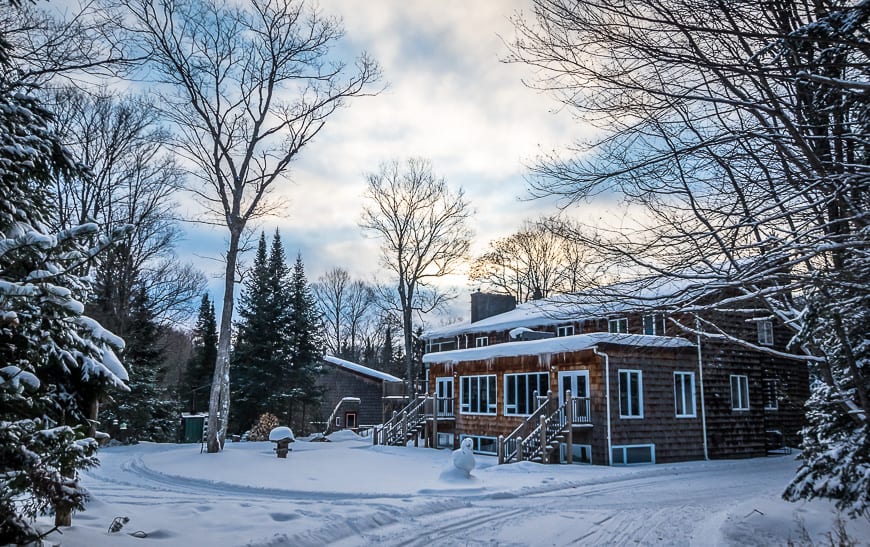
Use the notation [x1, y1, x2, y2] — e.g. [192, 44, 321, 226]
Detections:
[422, 364, 430, 395]
[674, 372, 696, 418]
[459, 434, 498, 455]
[557, 325, 575, 337]
[730, 374, 750, 411]
[459, 375, 496, 414]
[642, 314, 665, 335]
[763, 379, 779, 411]
[560, 443, 592, 464]
[609, 318, 628, 334]
[618, 370, 643, 418]
[611, 444, 655, 465]
[504, 372, 549, 415]
[334, 416, 342, 427]
[475, 336, 489, 347]
[757, 320, 774, 346]
[436, 432, 455, 449]
[344, 412, 357, 429]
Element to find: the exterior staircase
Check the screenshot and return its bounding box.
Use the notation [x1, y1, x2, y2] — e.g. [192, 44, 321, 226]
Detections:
[373, 395, 430, 446]
[498, 390, 591, 465]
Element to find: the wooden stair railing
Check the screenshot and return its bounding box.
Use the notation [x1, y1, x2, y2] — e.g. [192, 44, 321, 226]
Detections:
[373, 395, 430, 446]
[499, 390, 591, 465]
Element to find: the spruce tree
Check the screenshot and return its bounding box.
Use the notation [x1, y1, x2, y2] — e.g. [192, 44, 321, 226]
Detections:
[0, 24, 128, 541]
[183, 293, 218, 413]
[231, 231, 294, 432]
[286, 253, 324, 432]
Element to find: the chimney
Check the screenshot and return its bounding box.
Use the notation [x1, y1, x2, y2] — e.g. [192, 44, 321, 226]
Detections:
[471, 292, 517, 323]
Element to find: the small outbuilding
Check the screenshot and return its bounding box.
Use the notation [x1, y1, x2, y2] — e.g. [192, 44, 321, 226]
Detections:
[316, 356, 403, 433]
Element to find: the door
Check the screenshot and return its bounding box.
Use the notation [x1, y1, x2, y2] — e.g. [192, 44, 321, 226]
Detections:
[344, 411, 357, 430]
[558, 370, 590, 422]
[435, 377, 454, 416]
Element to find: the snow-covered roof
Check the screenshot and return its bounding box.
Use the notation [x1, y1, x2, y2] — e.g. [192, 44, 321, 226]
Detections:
[422, 332, 695, 364]
[425, 276, 702, 340]
[322, 355, 402, 383]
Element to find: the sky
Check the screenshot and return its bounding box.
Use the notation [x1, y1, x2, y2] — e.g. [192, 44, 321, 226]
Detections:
[174, 0, 598, 324]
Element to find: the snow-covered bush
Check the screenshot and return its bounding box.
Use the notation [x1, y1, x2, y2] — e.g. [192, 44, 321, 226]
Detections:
[247, 413, 280, 441]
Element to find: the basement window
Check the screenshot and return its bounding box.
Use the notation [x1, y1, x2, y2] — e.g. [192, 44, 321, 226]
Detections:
[460, 434, 498, 455]
[611, 444, 655, 465]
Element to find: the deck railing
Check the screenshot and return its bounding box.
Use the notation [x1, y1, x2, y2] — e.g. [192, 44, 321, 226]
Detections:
[374, 395, 429, 446]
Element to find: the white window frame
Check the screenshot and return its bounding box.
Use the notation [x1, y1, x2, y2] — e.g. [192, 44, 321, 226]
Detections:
[459, 434, 498, 455]
[611, 444, 656, 465]
[642, 314, 666, 335]
[730, 374, 750, 411]
[674, 372, 696, 418]
[475, 336, 489, 347]
[436, 432, 455, 449]
[504, 372, 549, 416]
[557, 325, 575, 337]
[618, 369, 643, 418]
[459, 374, 497, 415]
[763, 378, 779, 411]
[757, 320, 774, 346]
[609, 318, 628, 334]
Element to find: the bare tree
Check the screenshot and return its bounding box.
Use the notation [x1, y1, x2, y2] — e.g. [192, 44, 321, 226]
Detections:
[511, 0, 868, 514]
[48, 87, 205, 330]
[470, 217, 599, 301]
[313, 267, 350, 357]
[361, 158, 473, 396]
[116, 0, 380, 452]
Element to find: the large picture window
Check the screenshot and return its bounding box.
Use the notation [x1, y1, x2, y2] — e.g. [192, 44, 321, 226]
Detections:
[730, 374, 750, 411]
[504, 372, 549, 415]
[618, 369, 643, 418]
[459, 375, 496, 415]
[674, 372, 696, 418]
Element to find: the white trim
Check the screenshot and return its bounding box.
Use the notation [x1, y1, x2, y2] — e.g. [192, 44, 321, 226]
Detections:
[611, 444, 656, 465]
[560, 443, 593, 464]
[730, 374, 750, 411]
[556, 324, 575, 337]
[475, 336, 489, 347]
[593, 347, 613, 466]
[459, 374, 497, 415]
[503, 372, 549, 416]
[674, 371, 696, 418]
[557, 370, 590, 404]
[763, 378, 779, 411]
[608, 317, 628, 334]
[618, 369, 644, 419]
[757, 320, 774, 346]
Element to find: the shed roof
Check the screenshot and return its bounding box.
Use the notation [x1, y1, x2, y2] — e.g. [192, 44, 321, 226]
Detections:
[322, 355, 402, 383]
[422, 332, 696, 364]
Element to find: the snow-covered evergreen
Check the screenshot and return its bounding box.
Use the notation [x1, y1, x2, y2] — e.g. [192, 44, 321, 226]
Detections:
[0, 28, 128, 542]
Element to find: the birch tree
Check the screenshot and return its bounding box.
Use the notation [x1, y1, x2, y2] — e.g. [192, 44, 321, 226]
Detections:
[511, 0, 869, 514]
[361, 158, 472, 396]
[116, 0, 379, 452]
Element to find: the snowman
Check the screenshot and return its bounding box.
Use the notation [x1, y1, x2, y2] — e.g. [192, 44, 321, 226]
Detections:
[452, 437, 476, 477]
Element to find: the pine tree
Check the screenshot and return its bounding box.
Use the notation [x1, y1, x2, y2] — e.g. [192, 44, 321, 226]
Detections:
[0, 27, 128, 541]
[230, 231, 293, 433]
[101, 286, 178, 443]
[183, 293, 218, 412]
[286, 253, 324, 433]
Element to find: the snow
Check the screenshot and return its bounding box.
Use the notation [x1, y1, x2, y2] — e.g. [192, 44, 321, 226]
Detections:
[423, 332, 696, 364]
[268, 427, 295, 442]
[34, 442, 870, 546]
[323, 355, 402, 383]
[451, 437, 475, 477]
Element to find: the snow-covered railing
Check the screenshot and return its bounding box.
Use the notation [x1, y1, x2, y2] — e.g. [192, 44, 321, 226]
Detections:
[374, 395, 429, 446]
[322, 397, 361, 436]
[499, 391, 590, 465]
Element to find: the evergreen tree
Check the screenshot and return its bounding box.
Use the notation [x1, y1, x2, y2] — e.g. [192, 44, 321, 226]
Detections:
[183, 293, 218, 412]
[101, 286, 178, 442]
[230, 231, 293, 432]
[286, 253, 324, 433]
[0, 25, 128, 541]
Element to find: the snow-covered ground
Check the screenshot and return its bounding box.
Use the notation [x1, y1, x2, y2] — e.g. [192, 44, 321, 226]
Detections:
[38, 433, 869, 546]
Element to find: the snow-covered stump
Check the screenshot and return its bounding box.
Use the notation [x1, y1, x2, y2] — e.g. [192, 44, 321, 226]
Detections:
[269, 427, 295, 458]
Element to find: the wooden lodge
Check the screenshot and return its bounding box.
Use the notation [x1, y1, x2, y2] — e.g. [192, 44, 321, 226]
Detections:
[375, 285, 809, 466]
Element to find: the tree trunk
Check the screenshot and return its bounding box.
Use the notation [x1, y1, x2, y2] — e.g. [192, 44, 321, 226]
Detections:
[206, 228, 241, 453]
[402, 294, 414, 398]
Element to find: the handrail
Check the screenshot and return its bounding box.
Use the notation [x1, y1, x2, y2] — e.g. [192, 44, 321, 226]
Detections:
[500, 392, 592, 464]
[322, 397, 361, 436]
[375, 395, 429, 446]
